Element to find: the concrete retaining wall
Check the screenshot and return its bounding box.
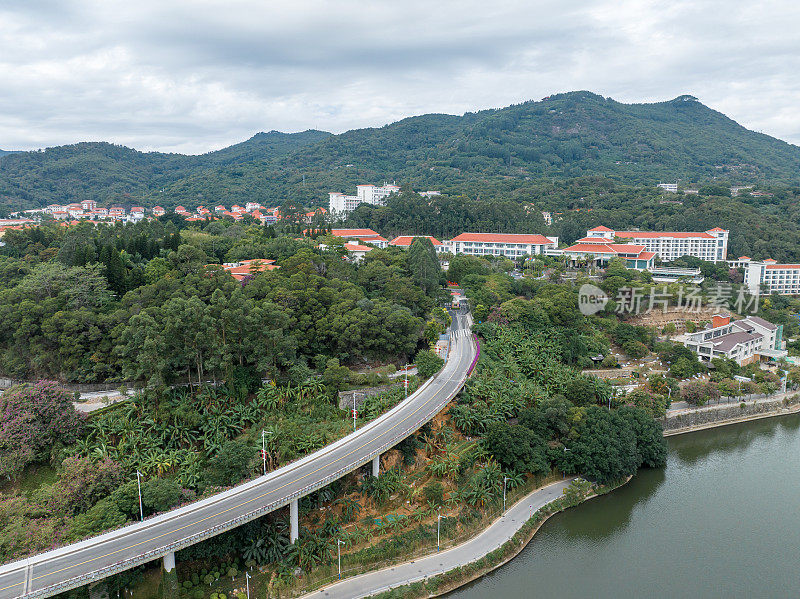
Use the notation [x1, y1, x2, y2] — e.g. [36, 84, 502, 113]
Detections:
[664, 394, 800, 433]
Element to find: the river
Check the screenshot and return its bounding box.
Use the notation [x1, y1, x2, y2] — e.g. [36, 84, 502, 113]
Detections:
[449, 414, 800, 598]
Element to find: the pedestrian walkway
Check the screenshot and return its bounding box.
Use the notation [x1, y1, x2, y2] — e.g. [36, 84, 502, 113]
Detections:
[300, 478, 572, 599]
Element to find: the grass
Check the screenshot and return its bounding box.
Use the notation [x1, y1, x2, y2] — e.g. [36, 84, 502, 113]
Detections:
[0, 463, 58, 495]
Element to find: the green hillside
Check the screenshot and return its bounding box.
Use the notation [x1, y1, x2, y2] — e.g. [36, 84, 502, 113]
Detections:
[1, 92, 799, 212]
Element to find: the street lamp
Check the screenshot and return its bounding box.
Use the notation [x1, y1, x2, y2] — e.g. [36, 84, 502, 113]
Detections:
[261, 430, 272, 476]
[135, 471, 144, 522]
[437, 509, 450, 552]
[404, 364, 408, 399]
[352, 406, 358, 431]
[337, 539, 345, 579]
[503, 477, 508, 514]
[245, 572, 251, 599]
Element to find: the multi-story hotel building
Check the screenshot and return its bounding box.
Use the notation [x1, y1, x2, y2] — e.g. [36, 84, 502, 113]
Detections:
[741, 259, 800, 296]
[585, 226, 729, 263]
[328, 183, 401, 215]
[446, 233, 558, 258]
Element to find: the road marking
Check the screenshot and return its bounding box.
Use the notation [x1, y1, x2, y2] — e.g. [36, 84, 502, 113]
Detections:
[1, 333, 474, 597]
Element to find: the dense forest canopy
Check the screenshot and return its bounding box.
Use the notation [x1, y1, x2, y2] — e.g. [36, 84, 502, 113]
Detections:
[0, 220, 446, 382]
[2, 92, 799, 213]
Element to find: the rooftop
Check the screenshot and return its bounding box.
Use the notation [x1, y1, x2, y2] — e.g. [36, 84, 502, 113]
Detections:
[449, 232, 554, 245]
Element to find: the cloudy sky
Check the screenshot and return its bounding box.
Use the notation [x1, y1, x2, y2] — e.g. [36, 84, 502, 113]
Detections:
[2, 0, 799, 153]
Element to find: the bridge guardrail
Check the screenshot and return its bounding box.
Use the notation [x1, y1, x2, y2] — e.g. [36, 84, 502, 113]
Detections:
[23, 333, 476, 599]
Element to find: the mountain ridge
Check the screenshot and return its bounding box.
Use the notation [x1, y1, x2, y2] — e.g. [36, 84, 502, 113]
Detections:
[1, 92, 798, 213]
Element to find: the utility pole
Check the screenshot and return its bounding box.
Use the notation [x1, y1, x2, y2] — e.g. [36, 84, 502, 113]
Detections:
[338, 539, 345, 579]
[437, 509, 449, 552]
[352, 407, 358, 431]
[404, 364, 408, 398]
[136, 471, 144, 522]
[261, 430, 268, 476]
[245, 572, 251, 599]
[503, 477, 508, 514]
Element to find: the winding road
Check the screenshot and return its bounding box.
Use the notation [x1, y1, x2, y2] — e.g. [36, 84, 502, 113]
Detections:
[301, 478, 572, 599]
[0, 312, 476, 599]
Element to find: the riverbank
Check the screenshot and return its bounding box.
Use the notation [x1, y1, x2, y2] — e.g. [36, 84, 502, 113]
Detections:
[299, 477, 628, 599]
[664, 392, 800, 436]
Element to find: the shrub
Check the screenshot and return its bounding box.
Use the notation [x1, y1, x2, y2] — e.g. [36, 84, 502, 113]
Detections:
[416, 350, 445, 379]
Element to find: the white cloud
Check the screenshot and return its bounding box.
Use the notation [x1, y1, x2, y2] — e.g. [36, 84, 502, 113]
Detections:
[0, 0, 799, 153]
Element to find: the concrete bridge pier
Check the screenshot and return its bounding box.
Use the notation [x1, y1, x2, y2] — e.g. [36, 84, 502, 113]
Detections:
[161, 552, 179, 599]
[371, 455, 380, 477]
[290, 499, 299, 543]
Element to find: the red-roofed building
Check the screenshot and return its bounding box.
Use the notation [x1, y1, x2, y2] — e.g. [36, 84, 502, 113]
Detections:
[389, 235, 446, 254]
[585, 225, 728, 262]
[447, 232, 558, 258]
[152, 206, 165, 217]
[328, 228, 389, 248]
[561, 239, 655, 270]
[215, 205, 226, 213]
[218, 259, 280, 281]
[742, 259, 800, 296]
[343, 242, 374, 263]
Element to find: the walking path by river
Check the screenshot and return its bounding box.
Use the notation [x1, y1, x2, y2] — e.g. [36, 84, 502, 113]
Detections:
[300, 479, 572, 599]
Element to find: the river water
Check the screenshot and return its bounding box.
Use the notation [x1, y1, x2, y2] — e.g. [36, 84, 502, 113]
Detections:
[450, 414, 800, 599]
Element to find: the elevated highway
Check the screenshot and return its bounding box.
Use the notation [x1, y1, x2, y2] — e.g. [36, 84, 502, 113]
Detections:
[0, 311, 475, 599]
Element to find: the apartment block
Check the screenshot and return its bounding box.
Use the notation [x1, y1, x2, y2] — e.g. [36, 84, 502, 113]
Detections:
[446, 233, 558, 258]
[585, 226, 729, 263]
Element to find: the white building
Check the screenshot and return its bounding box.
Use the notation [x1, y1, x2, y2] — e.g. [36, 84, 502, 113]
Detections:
[329, 183, 401, 215]
[446, 233, 558, 258]
[657, 183, 679, 193]
[742, 259, 800, 296]
[559, 238, 656, 271]
[343, 242, 373, 263]
[585, 226, 729, 263]
[388, 236, 447, 254]
[679, 314, 786, 366]
[328, 228, 389, 248]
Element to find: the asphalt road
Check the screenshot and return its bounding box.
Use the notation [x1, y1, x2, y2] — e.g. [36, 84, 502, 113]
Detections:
[0, 312, 476, 599]
[301, 478, 573, 599]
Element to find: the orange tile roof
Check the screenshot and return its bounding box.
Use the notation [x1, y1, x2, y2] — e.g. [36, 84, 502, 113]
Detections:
[449, 233, 554, 245]
[766, 264, 800, 269]
[344, 242, 374, 252]
[389, 235, 442, 246]
[330, 228, 381, 237]
[588, 225, 614, 232]
[615, 231, 715, 239]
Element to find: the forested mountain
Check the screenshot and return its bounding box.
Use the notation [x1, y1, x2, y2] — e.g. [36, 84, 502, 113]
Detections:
[2, 92, 800, 213]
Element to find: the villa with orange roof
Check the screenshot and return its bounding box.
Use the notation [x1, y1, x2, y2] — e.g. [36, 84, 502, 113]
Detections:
[446, 232, 558, 258]
[328, 228, 389, 248]
[585, 226, 728, 262]
[389, 235, 447, 254]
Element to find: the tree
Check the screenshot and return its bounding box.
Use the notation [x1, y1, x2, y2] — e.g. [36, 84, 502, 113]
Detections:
[415, 350, 444, 379]
[561, 406, 639, 484]
[0, 381, 85, 480]
[406, 237, 441, 296]
[203, 440, 255, 488]
[680, 380, 720, 406]
[482, 422, 549, 476]
[617, 406, 667, 468]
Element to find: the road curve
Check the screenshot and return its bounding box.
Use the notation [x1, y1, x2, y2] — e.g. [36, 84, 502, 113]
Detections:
[302, 479, 573, 599]
[0, 313, 476, 599]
